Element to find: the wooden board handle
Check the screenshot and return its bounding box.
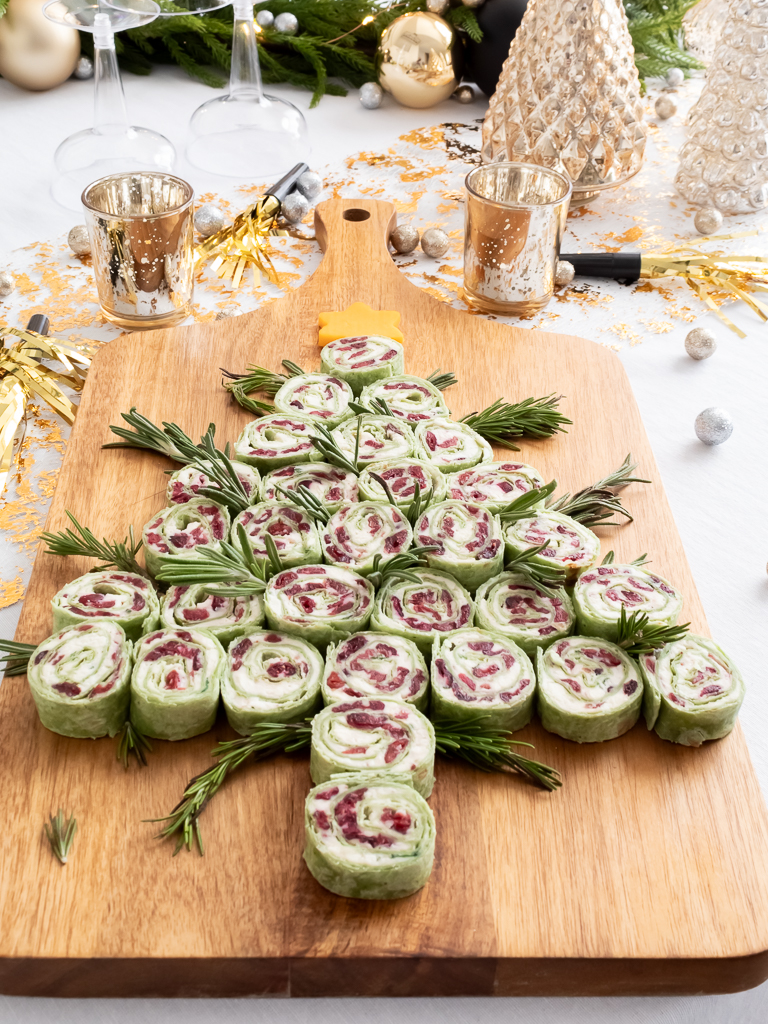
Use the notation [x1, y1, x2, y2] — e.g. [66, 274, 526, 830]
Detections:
[311, 199, 400, 306]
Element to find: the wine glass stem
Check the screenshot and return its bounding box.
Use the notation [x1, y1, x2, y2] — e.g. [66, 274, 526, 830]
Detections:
[230, 0, 264, 101]
[92, 13, 129, 134]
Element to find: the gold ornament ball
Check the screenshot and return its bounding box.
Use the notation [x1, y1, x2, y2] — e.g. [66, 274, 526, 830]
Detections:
[694, 207, 723, 235]
[421, 227, 450, 258]
[378, 12, 463, 109]
[0, 0, 80, 91]
[391, 225, 420, 254]
[555, 260, 575, 286]
[654, 95, 677, 120]
[0, 270, 15, 299]
[67, 225, 91, 256]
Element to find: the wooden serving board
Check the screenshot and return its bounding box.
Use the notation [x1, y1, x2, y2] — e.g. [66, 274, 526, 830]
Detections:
[2, 198, 768, 999]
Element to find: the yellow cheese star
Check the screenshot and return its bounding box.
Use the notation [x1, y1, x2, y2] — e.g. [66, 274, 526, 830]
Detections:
[318, 302, 403, 348]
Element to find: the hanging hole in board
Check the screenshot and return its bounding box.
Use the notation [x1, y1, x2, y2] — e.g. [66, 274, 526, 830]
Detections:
[343, 209, 370, 222]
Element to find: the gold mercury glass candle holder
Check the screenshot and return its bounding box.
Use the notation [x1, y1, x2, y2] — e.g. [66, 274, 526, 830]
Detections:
[463, 162, 572, 317]
[82, 172, 195, 330]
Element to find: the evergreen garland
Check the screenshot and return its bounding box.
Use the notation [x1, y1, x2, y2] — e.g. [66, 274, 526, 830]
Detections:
[625, 0, 704, 79]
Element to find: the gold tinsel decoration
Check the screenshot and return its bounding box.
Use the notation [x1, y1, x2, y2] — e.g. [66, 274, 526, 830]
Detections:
[0, 328, 91, 496]
[194, 194, 286, 290]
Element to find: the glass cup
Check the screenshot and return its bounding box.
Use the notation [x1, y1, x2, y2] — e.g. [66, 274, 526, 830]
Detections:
[463, 162, 572, 316]
[82, 172, 195, 330]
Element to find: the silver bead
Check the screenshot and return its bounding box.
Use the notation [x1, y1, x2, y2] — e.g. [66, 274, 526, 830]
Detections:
[194, 203, 228, 238]
[67, 225, 91, 256]
[421, 227, 450, 258]
[274, 11, 298, 34]
[0, 270, 15, 298]
[296, 170, 322, 201]
[255, 9, 274, 27]
[454, 85, 475, 104]
[359, 82, 383, 109]
[390, 225, 420, 254]
[73, 55, 93, 80]
[425, 0, 449, 13]
[654, 95, 677, 120]
[694, 207, 723, 235]
[555, 259, 575, 286]
[666, 67, 685, 88]
[281, 190, 310, 223]
[685, 327, 717, 360]
[695, 407, 733, 445]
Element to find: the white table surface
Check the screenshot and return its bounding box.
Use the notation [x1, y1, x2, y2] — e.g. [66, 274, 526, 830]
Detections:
[1, 63, 768, 1023]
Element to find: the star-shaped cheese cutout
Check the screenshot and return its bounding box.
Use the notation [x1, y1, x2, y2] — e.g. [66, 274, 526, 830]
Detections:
[318, 303, 403, 348]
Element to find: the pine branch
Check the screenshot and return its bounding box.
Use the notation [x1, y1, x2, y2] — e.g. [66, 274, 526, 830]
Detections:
[42, 511, 146, 575]
[44, 809, 77, 865]
[116, 721, 153, 769]
[615, 606, 690, 656]
[426, 369, 457, 391]
[550, 455, 650, 527]
[434, 720, 561, 791]
[0, 640, 36, 676]
[446, 4, 483, 42]
[497, 480, 557, 524]
[461, 395, 571, 450]
[103, 407, 190, 462]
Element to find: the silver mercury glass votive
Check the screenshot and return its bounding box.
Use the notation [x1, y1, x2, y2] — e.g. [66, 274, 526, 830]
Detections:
[463, 162, 572, 316]
[82, 172, 195, 330]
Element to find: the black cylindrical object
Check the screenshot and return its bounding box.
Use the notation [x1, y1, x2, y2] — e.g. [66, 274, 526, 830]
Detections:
[269, 163, 309, 203]
[26, 314, 50, 335]
[465, 0, 529, 98]
[560, 253, 643, 282]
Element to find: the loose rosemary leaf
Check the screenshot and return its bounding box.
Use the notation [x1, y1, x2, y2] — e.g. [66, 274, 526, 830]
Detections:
[44, 808, 77, 865]
[433, 719, 562, 791]
[0, 640, 36, 676]
[461, 395, 571, 450]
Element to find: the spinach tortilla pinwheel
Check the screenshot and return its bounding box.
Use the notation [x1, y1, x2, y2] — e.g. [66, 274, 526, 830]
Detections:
[414, 419, 493, 473]
[537, 636, 643, 743]
[51, 570, 160, 642]
[234, 413, 317, 471]
[415, 500, 503, 591]
[371, 568, 474, 656]
[322, 632, 429, 711]
[223, 629, 323, 733]
[638, 634, 745, 746]
[474, 571, 575, 656]
[320, 335, 405, 394]
[502, 509, 600, 583]
[310, 698, 436, 797]
[321, 501, 412, 575]
[446, 462, 545, 515]
[273, 373, 354, 429]
[142, 498, 230, 577]
[160, 586, 264, 646]
[233, 502, 321, 568]
[260, 462, 359, 513]
[304, 773, 436, 900]
[330, 414, 417, 468]
[573, 564, 683, 641]
[131, 628, 224, 740]
[264, 564, 375, 649]
[166, 461, 260, 506]
[359, 375, 449, 425]
[358, 458, 447, 508]
[431, 627, 535, 732]
[27, 622, 132, 738]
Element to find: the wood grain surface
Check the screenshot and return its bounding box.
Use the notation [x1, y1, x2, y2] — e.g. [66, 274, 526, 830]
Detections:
[2, 198, 768, 998]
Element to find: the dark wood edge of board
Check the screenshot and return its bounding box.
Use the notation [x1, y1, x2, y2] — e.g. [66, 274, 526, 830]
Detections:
[2, 953, 767, 998]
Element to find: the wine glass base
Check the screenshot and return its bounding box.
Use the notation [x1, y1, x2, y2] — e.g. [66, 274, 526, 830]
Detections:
[51, 125, 176, 210]
[186, 92, 309, 179]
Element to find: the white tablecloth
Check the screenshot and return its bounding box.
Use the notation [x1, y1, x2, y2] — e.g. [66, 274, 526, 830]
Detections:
[1, 63, 767, 1023]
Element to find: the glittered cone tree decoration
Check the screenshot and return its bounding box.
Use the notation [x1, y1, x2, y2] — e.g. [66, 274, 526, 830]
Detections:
[675, 0, 768, 215]
[480, 0, 648, 205]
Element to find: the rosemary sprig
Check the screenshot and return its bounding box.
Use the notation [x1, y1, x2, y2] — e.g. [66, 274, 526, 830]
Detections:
[497, 480, 557, 524]
[433, 720, 562, 791]
[615, 606, 690, 656]
[461, 395, 571, 450]
[220, 359, 304, 397]
[102, 407, 189, 462]
[163, 424, 252, 514]
[44, 808, 77, 865]
[504, 542, 567, 595]
[551, 454, 651, 527]
[153, 722, 313, 854]
[309, 423, 360, 475]
[274, 483, 331, 524]
[0, 639, 36, 676]
[42, 511, 145, 575]
[154, 523, 268, 596]
[116, 720, 153, 769]
[350, 397, 393, 417]
[426, 368, 457, 391]
[264, 534, 284, 577]
[601, 551, 650, 566]
[366, 546, 439, 589]
[372, 474, 431, 529]
[230, 385, 274, 416]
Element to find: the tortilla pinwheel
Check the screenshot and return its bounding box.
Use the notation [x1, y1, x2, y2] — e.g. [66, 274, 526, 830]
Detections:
[142, 498, 230, 577]
[502, 510, 600, 583]
[319, 336, 405, 394]
[357, 458, 447, 508]
[415, 500, 503, 591]
[51, 570, 160, 642]
[358, 375, 449, 425]
[160, 585, 264, 646]
[166, 462, 260, 506]
[234, 413, 317, 471]
[264, 564, 375, 649]
[414, 419, 493, 473]
[232, 502, 321, 568]
[322, 632, 429, 711]
[371, 568, 474, 656]
[573, 563, 683, 642]
[445, 462, 545, 515]
[474, 571, 575, 656]
[273, 373, 355, 430]
[260, 462, 359, 513]
[321, 501, 412, 575]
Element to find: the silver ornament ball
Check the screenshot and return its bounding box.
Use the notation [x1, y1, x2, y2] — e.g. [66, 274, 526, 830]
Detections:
[0, 270, 15, 299]
[654, 95, 677, 120]
[694, 207, 723, 235]
[421, 227, 450, 259]
[695, 407, 733, 445]
[390, 225, 420, 254]
[281, 190, 310, 223]
[666, 67, 685, 88]
[359, 81, 383, 109]
[454, 85, 474, 104]
[274, 11, 298, 34]
[73, 55, 93, 80]
[194, 203, 228, 238]
[425, 0, 449, 12]
[296, 170, 322, 201]
[555, 259, 575, 286]
[685, 327, 717, 360]
[255, 9, 274, 27]
[67, 224, 91, 256]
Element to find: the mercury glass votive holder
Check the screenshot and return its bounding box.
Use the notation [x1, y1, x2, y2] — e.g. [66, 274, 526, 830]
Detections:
[464, 162, 572, 316]
[82, 172, 195, 330]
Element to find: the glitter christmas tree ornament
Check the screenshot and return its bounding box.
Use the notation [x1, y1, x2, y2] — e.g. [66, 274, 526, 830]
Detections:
[480, 0, 647, 206]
